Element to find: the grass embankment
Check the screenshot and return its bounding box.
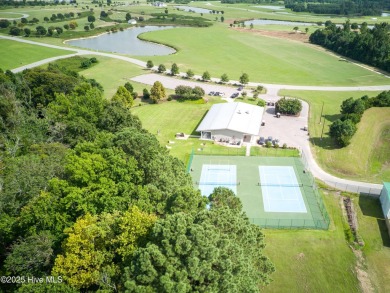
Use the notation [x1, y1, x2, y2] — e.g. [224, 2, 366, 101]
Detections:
[139, 24, 389, 86]
[0, 39, 73, 70]
[280, 90, 389, 183]
[358, 196, 390, 292]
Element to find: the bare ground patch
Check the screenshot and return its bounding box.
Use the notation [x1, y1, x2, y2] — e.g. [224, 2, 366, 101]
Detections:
[232, 27, 310, 43]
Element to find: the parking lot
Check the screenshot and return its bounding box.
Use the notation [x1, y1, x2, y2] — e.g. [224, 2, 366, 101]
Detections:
[256, 99, 309, 149]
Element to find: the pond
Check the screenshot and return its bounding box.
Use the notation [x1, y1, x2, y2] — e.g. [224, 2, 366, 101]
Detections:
[66, 26, 176, 56]
[174, 6, 212, 14]
[244, 19, 316, 26]
[382, 12, 390, 17]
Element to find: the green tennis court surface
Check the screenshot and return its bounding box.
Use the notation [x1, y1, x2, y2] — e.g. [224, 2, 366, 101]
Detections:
[189, 155, 329, 230]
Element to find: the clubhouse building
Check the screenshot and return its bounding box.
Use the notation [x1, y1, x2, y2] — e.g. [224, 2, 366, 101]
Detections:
[196, 102, 264, 144]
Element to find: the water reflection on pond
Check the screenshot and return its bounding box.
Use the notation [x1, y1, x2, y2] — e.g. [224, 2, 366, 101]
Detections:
[67, 26, 176, 56]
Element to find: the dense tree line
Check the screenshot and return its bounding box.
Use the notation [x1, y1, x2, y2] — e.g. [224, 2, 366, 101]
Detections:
[329, 91, 390, 146]
[285, 0, 389, 16]
[309, 21, 390, 73]
[0, 64, 274, 291]
[0, 0, 76, 7]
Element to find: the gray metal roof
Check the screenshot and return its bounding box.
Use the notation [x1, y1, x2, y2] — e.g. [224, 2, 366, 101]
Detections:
[196, 102, 264, 135]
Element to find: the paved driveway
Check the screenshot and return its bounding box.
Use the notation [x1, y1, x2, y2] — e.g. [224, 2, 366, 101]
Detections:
[257, 99, 309, 149]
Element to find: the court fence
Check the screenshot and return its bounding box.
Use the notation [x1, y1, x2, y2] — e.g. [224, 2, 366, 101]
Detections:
[249, 218, 329, 230]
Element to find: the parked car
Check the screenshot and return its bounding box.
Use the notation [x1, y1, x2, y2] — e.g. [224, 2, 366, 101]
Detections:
[209, 91, 215, 96]
[267, 136, 273, 142]
[258, 137, 265, 145]
[238, 86, 244, 91]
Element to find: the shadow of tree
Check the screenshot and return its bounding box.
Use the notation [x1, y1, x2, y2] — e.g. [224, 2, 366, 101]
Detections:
[323, 113, 342, 122]
[310, 136, 340, 150]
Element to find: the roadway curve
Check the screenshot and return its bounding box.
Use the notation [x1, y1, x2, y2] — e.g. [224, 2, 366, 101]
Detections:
[1, 34, 387, 193]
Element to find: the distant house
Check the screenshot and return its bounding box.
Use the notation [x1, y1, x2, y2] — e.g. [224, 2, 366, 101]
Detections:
[380, 182, 390, 237]
[152, 1, 166, 7]
[196, 102, 264, 144]
[127, 19, 137, 24]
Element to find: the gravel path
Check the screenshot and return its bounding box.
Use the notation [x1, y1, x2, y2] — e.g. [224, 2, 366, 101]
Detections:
[3, 35, 387, 193]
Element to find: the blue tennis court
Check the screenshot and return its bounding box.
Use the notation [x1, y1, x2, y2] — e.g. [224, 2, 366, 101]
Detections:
[259, 166, 307, 213]
[198, 164, 237, 196]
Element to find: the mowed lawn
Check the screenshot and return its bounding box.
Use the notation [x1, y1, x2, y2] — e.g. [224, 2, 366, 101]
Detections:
[78, 56, 146, 99]
[130, 98, 249, 162]
[262, 190, 390, 293]
[280, 90, 389, 183]
[262, 191, 359, 293]
[0, 39, 73, 70]
[137, 24, 389, 86]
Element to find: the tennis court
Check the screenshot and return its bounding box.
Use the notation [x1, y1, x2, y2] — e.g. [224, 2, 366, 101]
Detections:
[189, 155, 329, 229]
[259, 166, 307, 213]
[198, 164, 237, 196]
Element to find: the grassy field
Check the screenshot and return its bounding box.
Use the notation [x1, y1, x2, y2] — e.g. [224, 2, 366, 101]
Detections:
[280, 90, 389, 183]
[77, 56, 146, 98]
[138, 24, 389, 86]
[262, 189, 390, 293]
[262, 190, 359, 292]
[0, 39, 73, 70]
[357, 196, 390, 293]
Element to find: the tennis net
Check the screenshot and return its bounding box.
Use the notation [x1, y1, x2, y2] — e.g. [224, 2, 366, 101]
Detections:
[258, 183, 303, 187]
[196, 181, 240, 186]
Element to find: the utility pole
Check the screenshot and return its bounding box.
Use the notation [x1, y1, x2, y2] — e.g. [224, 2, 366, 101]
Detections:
[319, 102, 324, 124]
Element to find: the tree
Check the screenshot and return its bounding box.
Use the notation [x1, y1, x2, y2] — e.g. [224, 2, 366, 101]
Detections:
[24, 28, 31, 36]
[146, 60, 154, 69]
[9, 26, 22, 36]
[293, 26, 299, 32]
[124, 82, 134, 93]
[35, 26, 47, 36]
[112, 86, 134, 108]
[157, 64, 166, 73]
[186, 69, 194, 79]
[84, 25, 89, 31]
[44, 16, 49, 22]
[21, 17, 28, 24]
[275, 97, 302, 115]
[329, 119, 357, 146]
[150, 81, 166, 103]
[239, 73, 249, 85]
[142, 88, 150, 99]
[124, 189, 274, 292]
[202, 71, 211, 81]
[220, 73, 229, 83]
[126, 12, 132, 21]
[87, 15, 96, 22]
[221, 16, 224, 22]
[305, 27, 309, 33]
[171, 63, 179, 75]
[5, 232, 54, 276]
[250, 23, 254, 29]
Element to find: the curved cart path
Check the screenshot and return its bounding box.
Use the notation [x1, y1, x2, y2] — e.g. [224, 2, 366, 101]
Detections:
[2, 35, 387, 193]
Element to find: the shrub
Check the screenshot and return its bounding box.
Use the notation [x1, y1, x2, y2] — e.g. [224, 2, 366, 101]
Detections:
[167, 96, 172, 101]
[282, 143, 287, 149]
[257, 99, 266, 107]
[143, 88, 150, 99]
[329, 119, 356, 147]
[265, 141, 272, 148]
[80, 60, 92, 68]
